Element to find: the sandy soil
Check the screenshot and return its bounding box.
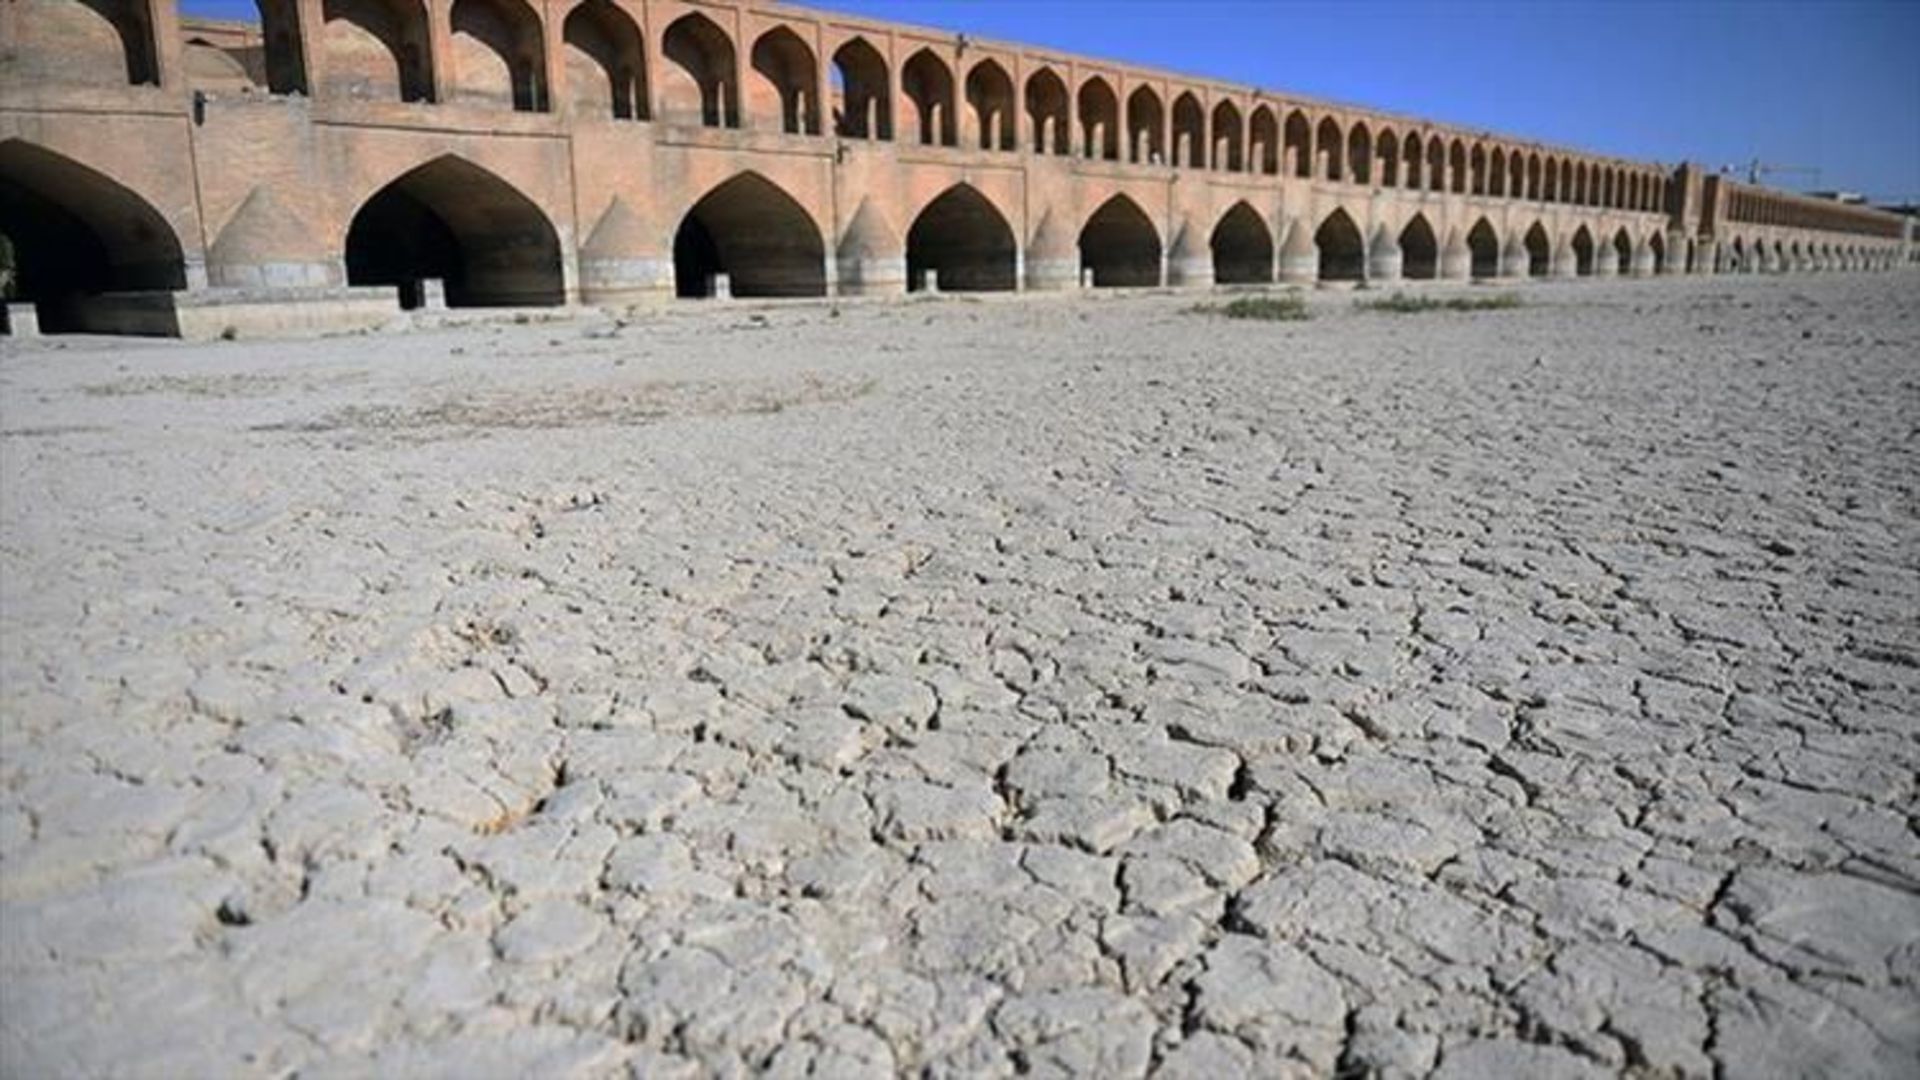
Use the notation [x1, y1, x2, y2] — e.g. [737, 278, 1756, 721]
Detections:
[2, 275, 1917, 1078]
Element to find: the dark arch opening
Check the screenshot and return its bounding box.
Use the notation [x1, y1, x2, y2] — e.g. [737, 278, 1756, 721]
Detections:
[1126, 85, 1164, 164]
[1079, 196, 1160, 287]
[562, 0, 645, 120]
[1172, 94, 1205, 169]
[751, 26, 819, 135]
[902, 49, 956, 147]
[661, 12, 737, 127]
[23, 0, 161, 86]
[321, 0, 433, 102]
[831, 38, 890, 140]
[906, 185, 1016, 292]
[1524, 222, 1550, 277]
[673, 173, 825, 299]
[0, 140, 186, 333]
[965, 60, 1015, 151]
[345, 156, 564, 308]
[1572, 226, 1594, 276]
[1027, 68, 1071, 156]
[1250, 107, 1279, 175]
[1079, 78, 1120, 161]
[449, 0, 547, 111]
[1613, 229, 1632, 272]
[1467, 219, 1499, 279]
[1314, 209, 1363, 281]
[1399, 214, 1437, 280]
[1210, 202, 1272, 284]
[1650, 232, 1667, 274]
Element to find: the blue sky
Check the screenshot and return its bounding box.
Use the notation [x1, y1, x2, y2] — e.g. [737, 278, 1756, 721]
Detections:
[182, 0, 1920, 201]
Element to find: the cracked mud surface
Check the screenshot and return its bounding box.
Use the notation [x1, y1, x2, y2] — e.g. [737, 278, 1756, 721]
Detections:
[2, 275, 1916, 1077]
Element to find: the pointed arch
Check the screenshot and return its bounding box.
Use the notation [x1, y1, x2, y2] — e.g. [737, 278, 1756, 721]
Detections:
[906, 184, 1016, 292]
[1347, 123, 1373, 185]
[1573, 162, 1588, 205]
[0, 139, 187, 332]
[1078, 76, 1120, 161]
[673, 172, 825, 298]
[750, 26, 819, 135]
[563, 0, 646, 120]
[964, 58, 1015, 150]
[321, 0, 433, 102]
[1314, 208, 1364, 281]
[1026, 67, 1070, 156]
[1523, 221, 1550, 276]
[1612, 227, 1632, 270]
[1377, 128, 1400, 188]
[1249, 106, 1279, 176]
[1572, 224, 1595, 275]
[1315, 116, 1344, 181]
[1490, 146, 1507, 197]
[1526, 153, 1542, 200]
[345, 154, 562, 307]
[1509, 151, 1525, 201]
[902, 48, 956, 147]
[1466, 218, 1500, 279]
[450, 0, 547, 111]
[1079, 195, 1160, 287]
[1426, 136, 1445, 192]
[1211, 201, 1272, 284]
[1172, 92, 1205, 169]
[1650, 230, 1667, 273]
[1469, 143, 1487, 195]
[1448, 139, 1466, 194]
[1399, 213, 1438, 280]
[831, 37, 890, 140]
[1284, 109, 1312, 179]
[661, 12, 736, 126]
[1403, 132, 1423, 190]
[1126, 85, 1164, 164]
[14, 0, 161, 87]
[1211, 99, 1244, 172]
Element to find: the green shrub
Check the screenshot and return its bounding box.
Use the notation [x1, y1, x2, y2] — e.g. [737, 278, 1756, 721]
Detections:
[1355, 291, 1524, 314]
[1189, 293, 1312, 321]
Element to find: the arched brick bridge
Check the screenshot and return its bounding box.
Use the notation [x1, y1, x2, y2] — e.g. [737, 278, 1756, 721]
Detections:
[0, 0, 1911, 336]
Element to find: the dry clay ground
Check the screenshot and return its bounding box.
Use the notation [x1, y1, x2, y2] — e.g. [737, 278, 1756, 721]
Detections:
[1, 274, 1916, 1079]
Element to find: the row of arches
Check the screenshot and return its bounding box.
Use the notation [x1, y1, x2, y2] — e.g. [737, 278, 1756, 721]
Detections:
[142, 0, 1673, 214]
[4, 138, 1904, 333]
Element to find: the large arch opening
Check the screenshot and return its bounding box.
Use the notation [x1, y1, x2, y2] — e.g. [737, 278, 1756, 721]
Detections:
[345, 156, 564, 308]
[831, 38, 889, 140]
[1315, 209, 1364, 282]
[1524, 222, 1550, 277]
[1172, 93, 1205, 169]
[1212, 100, 1244, 172]
[750, 27, 819, 135]
[1572, 225, 1595, 276]
[1027, 68, 1070, 156]
[11, 0, 160, 86]
[562, 0, 645, 120]
[0, 140, 186, 333]
[1210, 202, 1272, 285]
[449, 0, 546, 111]
[1399, 213, 1437, 280]
[661, 12, 736, 127]
[1125, 85, 1163, 164]
[1613, 229, 1632, 272]
[906, 185, 1016, 293]
[1467, 218, 1499, 279]
[1079, 78, 1120, 161]
[1079, 196, 1160, 287]
[672, 173, 825, 299]
[902, 49, 956, 147]
[321, 0, 432, 101]
[965, 60, 1015, 151]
